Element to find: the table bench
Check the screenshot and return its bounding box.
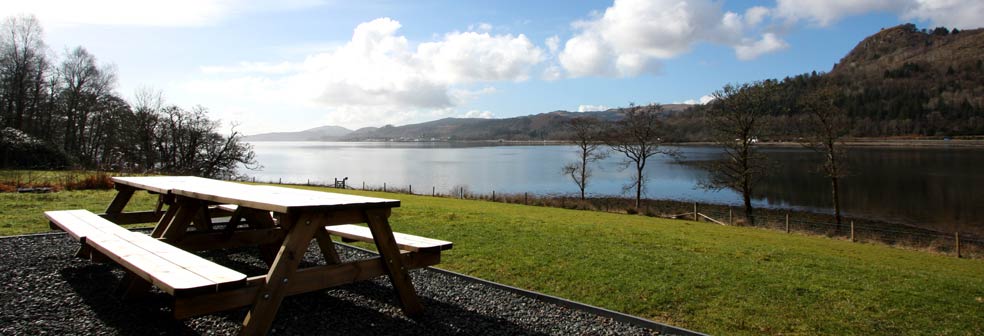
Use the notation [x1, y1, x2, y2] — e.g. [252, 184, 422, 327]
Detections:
[46, 209, 247, 297]
[326, 224, 453, 253]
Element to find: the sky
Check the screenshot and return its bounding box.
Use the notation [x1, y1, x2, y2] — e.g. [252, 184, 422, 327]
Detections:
[3, 0, 983, 135]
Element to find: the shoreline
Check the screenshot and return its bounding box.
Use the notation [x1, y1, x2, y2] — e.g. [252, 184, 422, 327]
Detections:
[246, 138, 984, 148]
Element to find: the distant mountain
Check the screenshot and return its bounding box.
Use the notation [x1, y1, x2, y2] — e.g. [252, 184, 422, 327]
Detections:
[339, 105, 690, 141]
[244, 125, 352, 141]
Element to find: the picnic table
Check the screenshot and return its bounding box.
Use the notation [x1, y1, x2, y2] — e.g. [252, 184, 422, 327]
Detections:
[46, 176, 452, 335]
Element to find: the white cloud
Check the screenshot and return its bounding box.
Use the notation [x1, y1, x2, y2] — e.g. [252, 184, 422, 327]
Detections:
[681, 94, 715, 105]
[734, 33, 789, 60]
[775, 0, 984, 28]
[0, 0, 325, 27]
[545, 35, 560, 54]
[902, 0, 984, 29]
[184, 17, 543, 130]
[462, 110, 495, 119]
[558, 0, 786, 77]
[577, 104, 610, 112]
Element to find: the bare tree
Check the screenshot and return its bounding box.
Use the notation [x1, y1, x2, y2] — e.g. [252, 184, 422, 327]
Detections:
[562, 117, 606, 200]
[703, 81, 781, 225]
[798, 85, 850, 230]
[0, 15, 48, 132]
[606, 104, 676, 210]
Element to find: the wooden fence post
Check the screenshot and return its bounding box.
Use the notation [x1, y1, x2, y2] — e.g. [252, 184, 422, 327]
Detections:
[307, 179, 310, 185]
[409, 185, 412, 194]
[383, 183, 386, 192]
[693, 202, 699, 221]
[524, 192, 528, 205]
[785, 213, 790, 233]
[362, 181, 365, 190]
[460, 187, 463, 199]
[278, 178, 281, 184]
[492, 190, 495, 202]
[850, 221, 855, 242]
[728, 207, 733, 225]
[432, 186, 435, 197]
[955, 232, 961, 258]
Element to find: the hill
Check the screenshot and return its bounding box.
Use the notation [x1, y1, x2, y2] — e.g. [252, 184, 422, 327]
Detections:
[244, 125, 352, 141]
[665, 23, 984, 141]
[340, 105, 688, 141]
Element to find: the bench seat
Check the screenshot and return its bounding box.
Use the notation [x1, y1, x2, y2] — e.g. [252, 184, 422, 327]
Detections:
[325, 224, 453, 252]
[46, 210, 247, 296]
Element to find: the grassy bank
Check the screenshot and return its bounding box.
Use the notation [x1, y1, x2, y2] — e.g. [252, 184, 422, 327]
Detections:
[3, 183, 982, 335]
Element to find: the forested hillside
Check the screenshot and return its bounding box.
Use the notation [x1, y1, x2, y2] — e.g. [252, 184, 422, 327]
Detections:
[665, 24, 984, 141]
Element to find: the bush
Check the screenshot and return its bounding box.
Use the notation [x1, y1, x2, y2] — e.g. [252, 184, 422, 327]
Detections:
[0, 128, 73, 169]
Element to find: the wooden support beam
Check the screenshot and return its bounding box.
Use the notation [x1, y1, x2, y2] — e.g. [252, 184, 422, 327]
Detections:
[172, 251, 440, 319]
[161, 228, 286, 252]
[364, 208, 423, 317]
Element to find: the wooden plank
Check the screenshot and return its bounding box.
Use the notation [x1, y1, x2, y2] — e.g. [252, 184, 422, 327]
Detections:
[364, 208, 423, 316]
[121, 232, 246, 291]
[325, 224, 453, 252]
[170, 183, 399, 214]
[85, 233, 217, 296]
[105, 187, 135, 214]
[241, 212, 325, 335]
[111, 176, 224, 195]
[100, 210, 164, 225]
[47, 209, 247, 296]
[173, 251, 441, 319]
[161, 228, 285, 252]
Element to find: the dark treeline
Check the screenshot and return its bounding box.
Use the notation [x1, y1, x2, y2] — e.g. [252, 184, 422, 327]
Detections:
[0, 15, 255, 177]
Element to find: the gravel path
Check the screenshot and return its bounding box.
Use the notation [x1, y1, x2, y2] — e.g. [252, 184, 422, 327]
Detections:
[0, 233, 684, 335]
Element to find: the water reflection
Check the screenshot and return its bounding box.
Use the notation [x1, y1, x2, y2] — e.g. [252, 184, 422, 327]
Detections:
[245, 142, 984, 234]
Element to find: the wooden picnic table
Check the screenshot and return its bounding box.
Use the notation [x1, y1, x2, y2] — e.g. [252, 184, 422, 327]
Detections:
[51, 176, 451, 335]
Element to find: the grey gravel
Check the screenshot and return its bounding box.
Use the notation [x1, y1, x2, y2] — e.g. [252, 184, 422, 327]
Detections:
[0, 233, 665, 335]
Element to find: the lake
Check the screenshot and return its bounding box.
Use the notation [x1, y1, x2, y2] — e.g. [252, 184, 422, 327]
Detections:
[242, 141, 984, 234]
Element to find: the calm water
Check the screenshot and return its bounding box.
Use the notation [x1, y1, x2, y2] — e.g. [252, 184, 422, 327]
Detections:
[243, 142, 984, 234]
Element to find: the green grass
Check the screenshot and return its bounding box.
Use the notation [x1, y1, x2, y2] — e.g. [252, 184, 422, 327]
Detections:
[4, 183, 982, 335]
[0, 189, 158, 235]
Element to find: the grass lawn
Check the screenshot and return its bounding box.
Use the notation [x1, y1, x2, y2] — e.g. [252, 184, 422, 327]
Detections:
[4, 183, 982, 335]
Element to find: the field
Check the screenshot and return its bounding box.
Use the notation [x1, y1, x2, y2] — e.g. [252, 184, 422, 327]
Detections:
[3, 180, 982, 335]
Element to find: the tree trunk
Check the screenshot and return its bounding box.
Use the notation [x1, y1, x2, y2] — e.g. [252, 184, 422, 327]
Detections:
[580, 157, 587, 200]
[743, 181, 754, 226]
[831, 176, 842, 232]
[635, 166, 643, 210]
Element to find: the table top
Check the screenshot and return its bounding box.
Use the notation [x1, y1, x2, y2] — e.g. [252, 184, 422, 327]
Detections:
[113, 176, 400, 213]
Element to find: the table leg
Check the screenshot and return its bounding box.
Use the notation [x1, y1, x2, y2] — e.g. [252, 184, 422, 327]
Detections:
[364, 208, 424, 316]
[105, 185, 135, 214]
[314, 228, 342, 264]
[241, 212, 323, 335]
[159, 197, 204, 242]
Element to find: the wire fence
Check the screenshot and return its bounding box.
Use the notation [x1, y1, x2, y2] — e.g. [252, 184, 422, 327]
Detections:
[236, 176, 984, 259]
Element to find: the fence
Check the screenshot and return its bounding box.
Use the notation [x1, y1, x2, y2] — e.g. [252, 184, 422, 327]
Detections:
[235, 176, 984, 259]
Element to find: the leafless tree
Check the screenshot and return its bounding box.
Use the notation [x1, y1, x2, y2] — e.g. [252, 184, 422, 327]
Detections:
[702, 81, 782, 225]
[561, 117, 607, 200]
[606, 104, 677, 210]
[0, 15, 48, 132]
[798, 85, 850, 230]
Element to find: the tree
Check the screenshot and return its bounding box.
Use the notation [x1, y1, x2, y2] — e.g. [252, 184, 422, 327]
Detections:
[702, 81, 781, 225]
[798, 85, 850, 230]
[606, 104, 676, 210]
[0, 15, 49, 133]
[561, 117, 606, 200]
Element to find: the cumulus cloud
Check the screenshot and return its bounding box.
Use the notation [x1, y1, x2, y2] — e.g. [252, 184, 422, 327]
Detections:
[577, 104, 610, 112]
[734, 33, 789, 60]
[775, 0, 984, 28]
[0, 0, 325, 27]
[187, 17, 543, 129]
[462, 110, 495, 118]
[558, 0, 786, 77]
[681, 94, 715, 105]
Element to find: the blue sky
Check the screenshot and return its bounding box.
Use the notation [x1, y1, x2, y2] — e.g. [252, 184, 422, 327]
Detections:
[3, 0, 982, 135]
